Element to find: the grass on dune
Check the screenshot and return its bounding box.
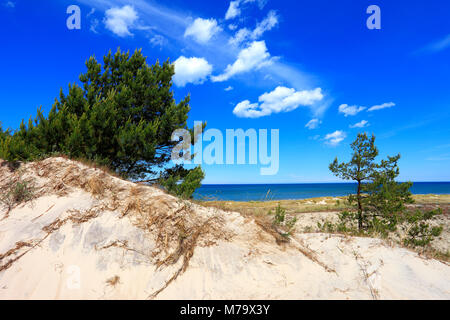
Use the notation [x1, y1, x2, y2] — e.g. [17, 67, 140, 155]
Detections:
[196, 194, 450, 217]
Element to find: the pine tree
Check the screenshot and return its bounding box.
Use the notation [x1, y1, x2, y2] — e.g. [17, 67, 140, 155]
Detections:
[329, 132, 414, 231]
[0, 48, 205, 198]
[361, 155, 414, 234]
[329, 133, 379, 230]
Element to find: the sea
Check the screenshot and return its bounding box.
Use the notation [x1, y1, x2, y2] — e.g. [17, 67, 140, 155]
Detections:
[193, 182, 450, 201]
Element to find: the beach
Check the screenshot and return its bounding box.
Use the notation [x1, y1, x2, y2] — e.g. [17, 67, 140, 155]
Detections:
[1, 157, 449, 299]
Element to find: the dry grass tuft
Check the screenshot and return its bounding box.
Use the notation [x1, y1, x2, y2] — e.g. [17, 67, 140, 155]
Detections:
[106, 275, 121, 287]
[86, 176, 105, 196]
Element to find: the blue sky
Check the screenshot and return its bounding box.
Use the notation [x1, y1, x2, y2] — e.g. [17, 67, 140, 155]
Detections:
[0, 0, 449, 183]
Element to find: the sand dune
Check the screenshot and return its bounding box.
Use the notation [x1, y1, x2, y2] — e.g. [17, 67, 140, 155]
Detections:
[0, 157, 449, 299]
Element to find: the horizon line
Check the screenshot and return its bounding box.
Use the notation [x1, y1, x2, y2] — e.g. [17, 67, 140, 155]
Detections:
[200, 181, 450, 185]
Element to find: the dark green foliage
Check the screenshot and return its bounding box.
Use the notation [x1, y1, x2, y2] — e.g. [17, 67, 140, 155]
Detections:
[0, 123, 11, 160]
[329, 133, 443, 246]
[361, 164, 414, 236]
[403, 208, 443, 247]
[0, 49, 204, 198]
[270, 204, 297, 238]
[329, 133, 379, 230]
[329, 132, 413, 231]
[159, 166, 204, 199]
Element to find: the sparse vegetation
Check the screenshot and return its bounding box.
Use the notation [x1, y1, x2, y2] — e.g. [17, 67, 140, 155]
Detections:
[106, 275, 120, 287]
[402, 208, 444, 248]
[325, 133, 445, 249]
[0, 177, 35, 214]
[270, 204, 297, 239]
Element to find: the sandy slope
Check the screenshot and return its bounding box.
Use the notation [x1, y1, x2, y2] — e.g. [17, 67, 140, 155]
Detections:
[0, 157, 449, 299]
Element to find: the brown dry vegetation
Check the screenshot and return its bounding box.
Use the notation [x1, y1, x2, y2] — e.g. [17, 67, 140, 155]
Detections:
[197, 194, 450, 263]
[1, 157, 448, 297]
[197, 194, 450, 217]
[0, 157, 234, 298]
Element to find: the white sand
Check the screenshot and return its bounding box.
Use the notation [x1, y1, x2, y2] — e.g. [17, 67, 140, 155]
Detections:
[0, 157, 449, 299]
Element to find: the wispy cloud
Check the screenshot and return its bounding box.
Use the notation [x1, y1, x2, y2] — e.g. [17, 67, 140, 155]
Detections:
[225, 0, 267, 20]
[379, 116, 437, 139]
[415, 34, 450, 55]
[4, 1, 14, 8]
[338, 104, 366, 117]
[87, 8, 95, 17]
[305, 118, 322, 129]
[339, 102, 395, 116]
[90, 18, 100, 34]
[150, 34, 167, 49]
[229, 10, 279, 46]
[78, 0, 322, 96]
[368, 102, 395, 112]
[225, 1, 241, 20]
[426, 153, 450, 161]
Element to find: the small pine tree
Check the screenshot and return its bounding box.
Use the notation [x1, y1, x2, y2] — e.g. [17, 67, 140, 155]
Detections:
[329, 133, 379, 230]
[329, 133, 413, 231]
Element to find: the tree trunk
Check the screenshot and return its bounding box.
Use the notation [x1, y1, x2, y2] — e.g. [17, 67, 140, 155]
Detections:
[357, 180, 363, 230]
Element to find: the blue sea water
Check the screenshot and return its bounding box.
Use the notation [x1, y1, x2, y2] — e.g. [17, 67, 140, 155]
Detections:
[193, 182, 450, 201]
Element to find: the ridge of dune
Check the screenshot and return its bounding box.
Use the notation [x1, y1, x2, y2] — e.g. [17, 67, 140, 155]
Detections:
[0, 157, 449, 299]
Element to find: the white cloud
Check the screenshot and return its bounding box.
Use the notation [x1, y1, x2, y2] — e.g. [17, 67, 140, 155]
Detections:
[81, 0, 318, 98]
[367, 102, 395, 112]
[212, 40, 275, 82]
[349, 120, 369, 128]
[305, 118, 322, 129]
[104, 5, 138, 37]
[229, 10, 279, 46]
[225, 0, 264, 20]
[228, 24, 238, 31]
[233, 86, 324, 118]
[225, 1, 241, 20]
[324, 130, 346, 146]
[225, 86, 233, 91]
[229, 28, 251, 46]
[184, 18, 222, 44]
[173, 56, 213, 87]
[150, 34, 167, 49]
[338, 104, 366, 117]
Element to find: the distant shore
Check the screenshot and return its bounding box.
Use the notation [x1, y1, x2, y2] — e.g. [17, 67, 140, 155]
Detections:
[194, 182, 450, 202]
[197, 194, 450, 216]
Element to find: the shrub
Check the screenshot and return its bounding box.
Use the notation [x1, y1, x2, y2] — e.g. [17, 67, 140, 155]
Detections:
[159, 166, 204, 199]
[1, 178, 35, 211]
[402, 208, 443, 248]
[271, 204, 297, 238]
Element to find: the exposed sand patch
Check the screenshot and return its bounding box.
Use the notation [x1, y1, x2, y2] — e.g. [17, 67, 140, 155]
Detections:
[0, 157, 449, 299]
